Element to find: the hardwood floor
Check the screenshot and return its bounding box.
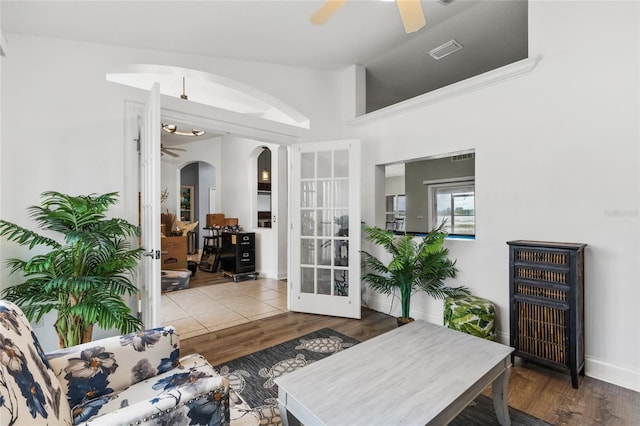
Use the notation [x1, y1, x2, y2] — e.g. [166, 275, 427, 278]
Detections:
[181, 308, 640, 425]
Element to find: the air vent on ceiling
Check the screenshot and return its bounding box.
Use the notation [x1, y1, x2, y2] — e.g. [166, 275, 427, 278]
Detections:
[428, 39, 463, 60]
[451, 153, 474, 162]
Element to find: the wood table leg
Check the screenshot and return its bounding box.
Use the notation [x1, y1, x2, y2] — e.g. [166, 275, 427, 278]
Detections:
[492, 362, 511, 426]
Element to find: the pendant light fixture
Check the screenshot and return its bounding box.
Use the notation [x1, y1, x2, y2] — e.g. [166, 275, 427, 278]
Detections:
[160, 77, 206, 136]
[161, 124, 206, 137]
[180, 76, 188, 100]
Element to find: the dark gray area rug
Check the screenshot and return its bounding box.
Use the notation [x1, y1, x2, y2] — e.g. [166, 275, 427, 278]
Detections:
[214, 328, 550, 426]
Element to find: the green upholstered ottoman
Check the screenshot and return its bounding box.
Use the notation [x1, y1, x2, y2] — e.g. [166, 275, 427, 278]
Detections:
[444, 295, 496, 341]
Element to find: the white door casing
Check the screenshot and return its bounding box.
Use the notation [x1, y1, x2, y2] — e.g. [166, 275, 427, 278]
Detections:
[209, 187, 216, 213]
[289, 140, 361, 319]
[139, 83, 162, 328]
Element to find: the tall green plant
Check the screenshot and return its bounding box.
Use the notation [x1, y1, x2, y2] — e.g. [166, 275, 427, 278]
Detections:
[361, 222, 470, 320]
[0, 191, 143, 348]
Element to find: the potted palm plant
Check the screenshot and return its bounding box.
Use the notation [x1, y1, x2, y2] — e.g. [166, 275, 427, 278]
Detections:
[361, 222, 470, 326]
[0, 191, 143, 348]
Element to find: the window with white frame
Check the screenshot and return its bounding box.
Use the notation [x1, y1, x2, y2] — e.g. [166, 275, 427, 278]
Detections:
[385, 194, 406, 231]
[427, 179, 475, 236]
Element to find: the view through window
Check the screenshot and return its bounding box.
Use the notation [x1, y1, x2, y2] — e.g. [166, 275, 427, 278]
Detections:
[429, 180, 475, 236]
[385, 194, 406, 231]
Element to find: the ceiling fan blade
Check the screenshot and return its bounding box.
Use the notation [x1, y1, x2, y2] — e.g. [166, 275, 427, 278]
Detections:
[162, 149, 180, 158]
[161, 144, 186, 152]
[161, 146, 181, 157]
[396, 0, 426, 33]
[311, 0, 348, 25]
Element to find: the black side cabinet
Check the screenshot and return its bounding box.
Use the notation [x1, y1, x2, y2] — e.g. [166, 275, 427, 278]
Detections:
[507, 240, 586, 388]
[221, 232, 257, 281]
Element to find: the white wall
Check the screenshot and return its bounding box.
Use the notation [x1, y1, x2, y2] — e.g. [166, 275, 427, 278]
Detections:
[356, 1, 640, 391]
[0, 9, 3, 275]
[0, 34, 345, 350]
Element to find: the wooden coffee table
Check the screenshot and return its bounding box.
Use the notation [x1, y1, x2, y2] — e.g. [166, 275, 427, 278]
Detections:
[276, 320, 514, 426]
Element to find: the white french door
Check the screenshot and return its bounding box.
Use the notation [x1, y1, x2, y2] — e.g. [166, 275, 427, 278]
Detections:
[139, 83, 161, 328]
[289, 140, 361, 319]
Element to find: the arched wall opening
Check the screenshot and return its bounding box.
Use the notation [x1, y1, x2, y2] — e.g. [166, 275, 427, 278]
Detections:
[177, 161, 216, 251]
[107, 64, 310, 129]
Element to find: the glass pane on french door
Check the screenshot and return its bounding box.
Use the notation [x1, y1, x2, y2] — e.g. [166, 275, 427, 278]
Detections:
[300, 149, 350, 298]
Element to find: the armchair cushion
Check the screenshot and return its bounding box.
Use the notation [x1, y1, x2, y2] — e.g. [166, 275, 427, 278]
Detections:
[72, 354, 229, 425]
[47, 326, 179, 409]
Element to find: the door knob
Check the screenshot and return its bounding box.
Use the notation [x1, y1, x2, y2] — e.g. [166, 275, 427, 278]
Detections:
[142, 250, 161, 260]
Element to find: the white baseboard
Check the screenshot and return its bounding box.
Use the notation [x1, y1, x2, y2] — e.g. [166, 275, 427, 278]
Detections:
[585, 356, 640, 392]
[494, 330, 509, 346]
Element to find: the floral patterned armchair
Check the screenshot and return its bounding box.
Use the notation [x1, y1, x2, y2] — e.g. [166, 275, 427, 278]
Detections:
[0, 300, 229, 425]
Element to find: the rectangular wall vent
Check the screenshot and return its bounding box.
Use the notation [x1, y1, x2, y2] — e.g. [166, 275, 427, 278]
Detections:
[451, 153, 474, 162]
[428, 39, 463, 60]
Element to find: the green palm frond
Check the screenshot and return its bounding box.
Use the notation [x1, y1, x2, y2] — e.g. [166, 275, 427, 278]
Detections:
[364, 226, 400, 256]
[0, 220, 60, 249]
[70, 293, 142, 333]
[103, 275, 140, 296]
[94, 218, 140, 239]
[361, 250, 390, 274]
[33, 191, 117, 231]
[362, 272, 397, 296]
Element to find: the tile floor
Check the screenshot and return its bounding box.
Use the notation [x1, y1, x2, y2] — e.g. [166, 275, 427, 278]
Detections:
[161, 278, 288, 339]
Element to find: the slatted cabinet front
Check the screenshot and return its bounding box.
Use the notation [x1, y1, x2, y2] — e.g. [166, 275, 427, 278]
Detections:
[507, 240, 586, 389]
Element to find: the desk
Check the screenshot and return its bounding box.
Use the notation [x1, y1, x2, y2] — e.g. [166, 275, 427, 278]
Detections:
[276, 320, 514, 426]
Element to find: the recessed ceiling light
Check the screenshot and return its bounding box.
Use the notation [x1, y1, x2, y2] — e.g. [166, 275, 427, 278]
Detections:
[161, 123, 206, 137]
[428, 39, 463, 60]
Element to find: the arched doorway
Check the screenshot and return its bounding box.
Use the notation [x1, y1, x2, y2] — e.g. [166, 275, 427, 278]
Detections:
[119, 65, 308, 330]
[177, 161, 216, 252]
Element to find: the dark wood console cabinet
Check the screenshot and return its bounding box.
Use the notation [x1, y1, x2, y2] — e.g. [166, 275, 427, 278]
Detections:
[507, 240, 586, 389]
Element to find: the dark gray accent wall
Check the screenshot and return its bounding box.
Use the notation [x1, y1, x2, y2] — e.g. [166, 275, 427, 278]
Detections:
[404, 156, 474, 233]
[181, 163, 198, 186]
[181, 162, 199, 221]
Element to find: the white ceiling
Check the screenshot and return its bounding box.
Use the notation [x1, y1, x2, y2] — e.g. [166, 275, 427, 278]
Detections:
[1, 0, 528, 145]
[1, 1, 526, 70]
[2, 0, 469, 69]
